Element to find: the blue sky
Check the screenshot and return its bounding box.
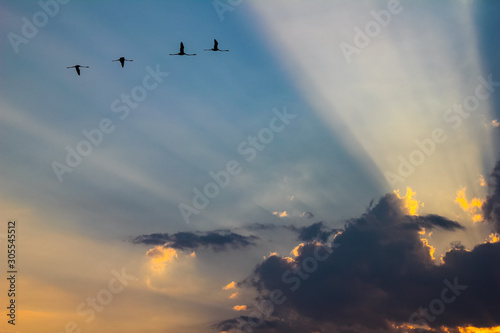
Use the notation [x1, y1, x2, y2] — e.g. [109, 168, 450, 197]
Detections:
[1, 1, 500, 332]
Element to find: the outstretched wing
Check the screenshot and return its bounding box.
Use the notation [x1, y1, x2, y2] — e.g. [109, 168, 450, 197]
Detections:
[180, 42, 184, 53]
[214, 39, 218, 49]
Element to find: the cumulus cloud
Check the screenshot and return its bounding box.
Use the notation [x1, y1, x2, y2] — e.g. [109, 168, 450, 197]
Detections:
[131, 230, 258, 251]
[216, 193, 500, 332]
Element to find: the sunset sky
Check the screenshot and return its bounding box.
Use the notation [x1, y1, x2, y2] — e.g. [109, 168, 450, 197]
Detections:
[1, 1, 499, 332]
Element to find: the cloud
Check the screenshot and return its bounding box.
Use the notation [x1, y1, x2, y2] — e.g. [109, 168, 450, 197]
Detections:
[483, 156, 500, 233]
[245, 221, 340, 244]
[212, 317, 301, 333]
[272, 211, 288, 218]
[131, 230, 258, 252]
[410, 214, 466, 231]
[287, 222, 341, 243]
[456, 187, 484, 223]
[223, 281, 237, 290]
[233, 305, 247, 311]
[146, 246, 178, 272]
[301, 211, 314, 219]
[217, 192, 500, 332]
[246, 223, 278, 231]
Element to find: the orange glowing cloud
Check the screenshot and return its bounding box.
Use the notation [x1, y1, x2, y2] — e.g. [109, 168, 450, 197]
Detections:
[291, 243, 305, 257]
[229, 292, 239, 299]
[395, 187, 420, 216]
[273, 211, 288, 217]
[487, 233, 500, 243]
[146, 246, 178, 272]
[455, 187, 484, 222]
[391, 323, 500, 333]
[223, 281, 237, 290]
[459, 326, 500, 333]
[233, 305, 247, 311]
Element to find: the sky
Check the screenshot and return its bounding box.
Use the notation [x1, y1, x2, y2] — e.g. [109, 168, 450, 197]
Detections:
[0, 0, 499, 332]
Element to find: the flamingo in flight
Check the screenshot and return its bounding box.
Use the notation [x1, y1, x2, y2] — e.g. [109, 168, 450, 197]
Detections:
[112, 57, 133, 67]
[205, 39, 229, 52]
[169, 42, 196, 56]
[67, 65, 89, 76]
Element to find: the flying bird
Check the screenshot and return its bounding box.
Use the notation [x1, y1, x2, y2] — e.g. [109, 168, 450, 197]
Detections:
[67, 65, 89, 76]
[169, 42, 196, 56]
[205, 39, 229, 52]
[112, 57, 133, 67]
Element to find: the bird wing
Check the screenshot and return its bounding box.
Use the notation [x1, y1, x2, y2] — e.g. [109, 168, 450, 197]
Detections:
[180, 42, 184, 53]
[76, 67, 80, 75]
[214, 39, 218, 48]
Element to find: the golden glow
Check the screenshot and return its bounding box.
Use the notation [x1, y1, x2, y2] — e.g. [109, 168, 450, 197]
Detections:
[459, 326, 500, 333]
[421, 238, 436, 260]
[146, 246, 178, 272]
[395, 187, 420, 216]
[291, 243, 305, 257]
[190, 251, 196, 258]
[492, 119, 500, 127]
[391, 323, 500, 333]
[223, 281, 237, 290]
[455, 187, 484, 222]
[390, 322, 424, 331]
[233, 305, 247, 311]
[229, 292, 239, 299]
[487, 233, 500, 243]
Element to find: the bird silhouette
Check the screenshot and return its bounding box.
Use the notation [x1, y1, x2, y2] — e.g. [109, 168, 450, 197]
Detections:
[169, 42, 196, 56]
[112, 57, 133, 67]
[67, 65, 89, 76]
[205, 39, 229, 52]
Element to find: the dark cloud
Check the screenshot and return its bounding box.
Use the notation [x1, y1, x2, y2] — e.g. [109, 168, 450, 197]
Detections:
[245, 223, 278, 231]
[483, 156, 500, 233]
[131, 230, 258, 251]
[410, 214, 465, 231]
[212, 315, 327, 333]
[217, 193, 500, 332]
[245, 221, 340, 243]
[287, 221, 340, 243]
